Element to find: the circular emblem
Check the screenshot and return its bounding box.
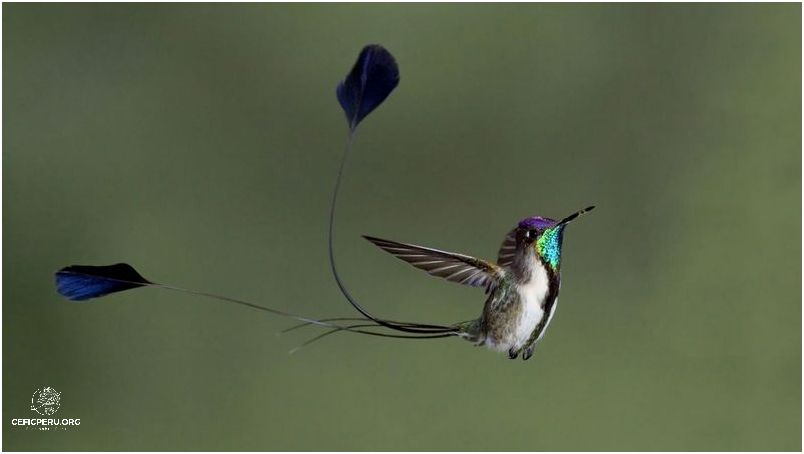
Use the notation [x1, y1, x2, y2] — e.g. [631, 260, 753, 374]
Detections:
[30, 387, 61, 416]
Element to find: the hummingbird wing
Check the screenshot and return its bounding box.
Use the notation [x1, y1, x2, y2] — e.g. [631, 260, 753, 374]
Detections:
[496, 228, 517, 267]
[363, 235, 501, 290]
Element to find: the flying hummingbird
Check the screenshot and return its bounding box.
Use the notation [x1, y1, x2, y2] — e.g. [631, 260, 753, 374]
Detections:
[53, 45, 595, 361]
[359, 207, 594, 360]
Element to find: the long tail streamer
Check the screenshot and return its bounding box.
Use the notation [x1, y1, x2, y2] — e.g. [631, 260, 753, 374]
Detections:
[329, 44, 457, 336]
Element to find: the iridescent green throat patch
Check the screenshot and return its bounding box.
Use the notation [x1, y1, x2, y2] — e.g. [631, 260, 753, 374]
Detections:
[536, 226, 564, 270]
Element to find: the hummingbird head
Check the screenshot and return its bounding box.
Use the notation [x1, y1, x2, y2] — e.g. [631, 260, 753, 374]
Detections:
[515, 206, 595, 271]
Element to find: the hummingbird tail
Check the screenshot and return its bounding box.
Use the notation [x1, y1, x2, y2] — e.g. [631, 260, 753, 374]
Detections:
[54, 264, 458, 340]
[452, 319, 482, 341]
[327, 48, 463, 338]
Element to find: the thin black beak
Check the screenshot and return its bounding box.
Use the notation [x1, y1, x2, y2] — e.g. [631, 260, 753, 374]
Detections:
[556, 205, 595, 227]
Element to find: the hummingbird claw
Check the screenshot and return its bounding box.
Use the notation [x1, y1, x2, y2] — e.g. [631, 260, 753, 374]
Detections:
[522, 347, 534, 360]
[508, 348, 519, 359]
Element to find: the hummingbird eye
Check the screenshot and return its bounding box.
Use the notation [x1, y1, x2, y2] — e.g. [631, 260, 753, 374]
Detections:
[524, 229, 538, 241]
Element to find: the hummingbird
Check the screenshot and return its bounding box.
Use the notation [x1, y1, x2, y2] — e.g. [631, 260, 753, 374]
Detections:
[53, 45, 596, 361]
[361, 206, 594, 360]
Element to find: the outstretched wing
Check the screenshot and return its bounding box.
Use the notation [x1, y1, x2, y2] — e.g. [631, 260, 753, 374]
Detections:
[363, 235, 501, 290]
[497, 228, 517, 267]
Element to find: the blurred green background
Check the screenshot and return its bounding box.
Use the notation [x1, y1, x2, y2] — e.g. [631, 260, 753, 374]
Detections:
[4, 3, 801, 451]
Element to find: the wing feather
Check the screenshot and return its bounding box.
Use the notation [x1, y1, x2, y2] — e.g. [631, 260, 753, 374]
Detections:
[363, 235, 501, 290]
[496, 228, 517, 267]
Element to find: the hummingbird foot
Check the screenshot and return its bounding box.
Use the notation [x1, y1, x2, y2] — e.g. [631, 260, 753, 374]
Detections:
[522, 346, 534, 360]
[508, 347, 519, 359]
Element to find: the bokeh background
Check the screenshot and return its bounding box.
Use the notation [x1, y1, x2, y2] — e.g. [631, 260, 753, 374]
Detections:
[4, 3, 801, 451]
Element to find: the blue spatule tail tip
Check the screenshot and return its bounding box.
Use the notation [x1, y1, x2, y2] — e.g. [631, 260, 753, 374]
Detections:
[55, 263, 151, 301]
[336, 44, 400, 130]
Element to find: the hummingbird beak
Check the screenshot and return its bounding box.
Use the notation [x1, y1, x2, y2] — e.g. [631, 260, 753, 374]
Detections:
[555, 205, 595, 228]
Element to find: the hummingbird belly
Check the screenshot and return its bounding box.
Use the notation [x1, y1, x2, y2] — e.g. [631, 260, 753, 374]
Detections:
[482, 263, 550, 352]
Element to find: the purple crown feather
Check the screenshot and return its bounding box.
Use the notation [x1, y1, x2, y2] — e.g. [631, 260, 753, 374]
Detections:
[518, 217, 556, 230]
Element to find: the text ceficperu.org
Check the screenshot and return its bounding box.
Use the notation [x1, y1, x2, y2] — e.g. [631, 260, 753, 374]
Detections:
[12, 418, 81, 426]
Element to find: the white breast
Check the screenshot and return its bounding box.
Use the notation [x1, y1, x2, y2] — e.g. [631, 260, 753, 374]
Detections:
[512, 257, 550, 350]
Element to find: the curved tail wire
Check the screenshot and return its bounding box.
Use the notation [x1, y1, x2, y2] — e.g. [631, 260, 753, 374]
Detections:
[327, 131, 458, 336]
